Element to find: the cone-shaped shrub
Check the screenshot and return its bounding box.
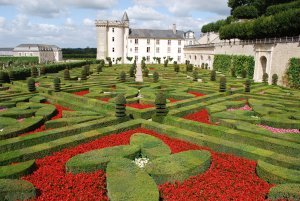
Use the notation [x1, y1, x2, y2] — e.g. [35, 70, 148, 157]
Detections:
[272, 74, 278, 86]
[210, 70, 216, 81]
[115, 94, 126, 118]
[153, 71, 159, 83]
[192, 70, 198, 81]
[231, 68, 236, 77]
[27, 78, 36, 92]
[262, 73, 269, 84]
[155, 92, 168, 117]
[64, 69, 70, 80]
[245, 79, 251, 93]
[143, 68, 149, 77]
[31, 66, 38, 78]
[186, 64, 193, 72]
[53, 77, 61, 92]
[109, 61, 112, 67]
[129, 66, 135, 77]
[84, 65, 90, 76]
[120, 71, 126, 82]
[0, 71, 5, 84]
[241, 69, 247, 78]
[141, 60, 146, 69]
[219, 76, 227, 92]
[8, 71, 14, 82]
[81, 68, 87, 80]
[164, 60, 168, 67]
[97, 64, 103, 73]
[40, 66, 46, 75]
[174, 64, 179, 73]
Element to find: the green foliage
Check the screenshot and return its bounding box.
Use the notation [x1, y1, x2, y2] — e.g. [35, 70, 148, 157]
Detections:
[40, 66, 46, 75]
[27, 78, 36, 92]
[201, 63, 205, 69]
[81, 68, 87, 80]
[126, 57, 133, 62]
[164, 59, 168, 67]
[210, 70, 216, 81]
[219, 76, 227, 92]
[241, 69, 247, 78]
[153, 71, 159, 83]
[231, 67, 236, 77]
[31, 66, 38, 78]
[213, 55, 232, 73]
[0, 71, 5, 84]
[263, 73, 269, 84]
[141, 60, 146, 69]
[186, 64, 193, 72]
[0, 57, 38, 65]
[287, 58, 300, 89]
[266, 0, 300, 16]
[119, 71, 126, 82]
[143, 68, 149, 77]
[64, 69, 70, 80]
[245, 79, 251, 92]
[0, 160, 36, 179]
[129, 66, 135, 77]
[8, 71, 14, 82]
[201, 17, 234, 33]
[174, 64, 180, 73]
[62, 48, 96, 59]
[192, 70, 199, 81]
[268, 184, 300, 200]
[115, 94, 126, 118]
[0, 179, 36, 201]
[155, 92, 168, 117]
[53, 77, 61, 92]
[272, 74, 279, 85]
[96, 63, 103, 73]
[233, 5, 259, 19]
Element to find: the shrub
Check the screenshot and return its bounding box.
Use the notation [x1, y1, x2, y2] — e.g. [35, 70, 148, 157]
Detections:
[201, 63, 205, 69]
[109, 61, 112, 67]
[205, 63, 208, 69]
[0, 71, 5, 84]
[219, 76, 226, 92]
[141, 60, 146, 69]
[40, 66, 46, 75]
[272, 74, 279, 85]
[64, 69, 70, 80]
[164, 60, 168, 67]
[233, 5, 259, 19]
[31, 66, 38, 78]
[27, 78, 36, 92]
[266, 0, 300, 16]
[263, 73, 269, 84]
[81, 68, 87, 80]
[119, 71, 126, 82]
[192, 71, 199, 81]
[143, 68, 149, 77]
[115, 94, 126, 118]
[241, 69, 247, 78]
[97, 64, 103, 73]
[287, 58, 300, 89]
[8, 71, 15, 82]
[53, 77, 61, 92]
[231, 67, 236, 77]
[129, 66, 135, 77]
[210, 70, 216, 81]
[155, 92, 168, 117]
[186, 64, 193, 72]
[174, 64, 180, 73]
[153, 71, 159, 83]
[245, 79, 251, 92]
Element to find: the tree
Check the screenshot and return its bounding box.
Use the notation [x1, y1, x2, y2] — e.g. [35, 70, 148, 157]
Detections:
[219, 76, 227, 92]
[53, 77, 61, 92]
[64, 69, 70, 80]
[245, 79, 251, 92]
[120, 71, 126, 82]
[31, 66, 38, 78]
[115, 94, 127, 118]
[233, 5, 259, 19]
[153, 71, 159, 83]
[27, 78, 36, 92]
[272, 74, 278, 85]
[192, 71, 199, 81]
[210, 70, 216, 81]
[40, 66, 46, 75]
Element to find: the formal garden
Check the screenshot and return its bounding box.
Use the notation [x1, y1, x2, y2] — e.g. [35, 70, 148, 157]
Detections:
[0, 60, 299, 201]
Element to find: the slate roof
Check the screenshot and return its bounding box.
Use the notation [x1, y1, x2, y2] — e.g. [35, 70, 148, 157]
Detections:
[0, 48, 14, 51]
[129, 29, 185, 39]
[122, 12, 129, 21]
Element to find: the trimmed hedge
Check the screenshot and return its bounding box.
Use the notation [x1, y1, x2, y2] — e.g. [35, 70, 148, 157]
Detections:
[268, 184, 300, 200]
[146, 150, 211, 185]
[0, 179, 36, 201]
[287, 58, 300, 89]
[266, 0, 300, 16]
[0, 160, 36, 179]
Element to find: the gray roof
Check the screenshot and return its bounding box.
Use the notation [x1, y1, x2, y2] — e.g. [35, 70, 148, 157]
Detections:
[0, 48, 14, 51]
[122, 12, 129, 21]
[14, 44, 60, 52]
[129, 29, 185, 39]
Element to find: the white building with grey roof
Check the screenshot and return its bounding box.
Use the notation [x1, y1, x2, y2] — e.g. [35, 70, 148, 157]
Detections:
[95, 12, 196, 64]
[13, 44, 62, 63]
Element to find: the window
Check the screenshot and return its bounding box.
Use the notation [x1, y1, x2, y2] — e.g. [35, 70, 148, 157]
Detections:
[168, 40, 171, 45]
[178, 40, 181, 45]
[112, 37, 115, 42]
[147, 56, 150, 62]
[178, 48, 181, 53]
[130, 48, 132, 52]
[195, 55, 197, 60]
[112, 48, 115, 52]
[147, 39, 150, 44]
[113, 58, 115, 62]
[178, 56, 181, 62]
[156, 47, 160, 53]
[147, 47, 150, 53]
[168, 47, 171, 53]
[135, 47, 138, 53]
[156, 39, 160, 45]
[112, 28, 115, 32]
[135, 56, 138, 61]
[135, 39, 139, 44]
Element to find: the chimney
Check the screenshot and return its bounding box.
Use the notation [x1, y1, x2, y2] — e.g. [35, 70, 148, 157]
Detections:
[173, 24, 176, 34]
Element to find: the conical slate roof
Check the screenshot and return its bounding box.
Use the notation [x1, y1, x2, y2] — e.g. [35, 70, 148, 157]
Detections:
[122, 12, 129, 21]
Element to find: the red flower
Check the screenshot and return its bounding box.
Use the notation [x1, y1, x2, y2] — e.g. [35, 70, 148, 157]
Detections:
[188, 91, 206, 97]
[126, 103, 154, 109]
[184, 109, 215, 125]
[72, 90, 90, 96]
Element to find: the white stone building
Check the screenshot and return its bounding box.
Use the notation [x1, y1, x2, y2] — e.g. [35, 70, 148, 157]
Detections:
[0, 48, 14, 56]
[95, 12, 196, 64]
[13, 44, 62, 63]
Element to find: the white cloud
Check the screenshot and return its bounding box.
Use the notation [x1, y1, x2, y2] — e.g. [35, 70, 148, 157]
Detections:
[68, 0, 118, 9]
[126, 5, 164, 21]
[0, 16, 5, 28]
[83, 18, 94, 26]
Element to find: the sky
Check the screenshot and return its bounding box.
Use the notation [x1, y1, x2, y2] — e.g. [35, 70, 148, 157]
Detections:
[0, 0, 230, 48]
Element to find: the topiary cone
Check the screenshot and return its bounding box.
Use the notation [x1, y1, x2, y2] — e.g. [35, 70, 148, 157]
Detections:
[31, 66, 38, 78]
[210, 70, 216, 81]
[192, 71, 198, 81]
[155, 92, 168, 116]
[0, 71, 5, 84]
[40, 66, 46, 75]
[272, 74, 278, 86]
[153, 71, 159, 83]
[219, 76, 227, 92]
[115, 94, 127, 118]
[245, 79, 251, 93]
[262, 73, 269, 84]
[120, 71, 126, 82]
[81, 68, 87, 80]
[64, 69, 70, 80]
[8, 71, 14, 83]
[27, 78, 36, 92]
[54, 77, 61, 92]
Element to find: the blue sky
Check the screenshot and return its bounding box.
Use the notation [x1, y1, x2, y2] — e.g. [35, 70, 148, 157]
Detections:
[0, 0, 230, 48]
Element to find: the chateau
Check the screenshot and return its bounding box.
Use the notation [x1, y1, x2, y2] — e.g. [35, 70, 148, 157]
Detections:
[95, 12, 196, 64]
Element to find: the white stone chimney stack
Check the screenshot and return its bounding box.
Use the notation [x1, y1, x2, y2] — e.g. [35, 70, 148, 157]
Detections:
[173, 24, 176, 34]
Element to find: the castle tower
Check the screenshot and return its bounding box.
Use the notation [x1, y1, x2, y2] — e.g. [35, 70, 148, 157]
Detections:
[95, 12, 129, 64]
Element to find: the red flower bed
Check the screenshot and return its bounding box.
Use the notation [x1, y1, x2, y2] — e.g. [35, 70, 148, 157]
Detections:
[126, 103, 154, 109]
[184, 109, 215, 125]
[72, 90, 89, 96]
[188, 91, 206, 97]
[19, 103, 73, 137]
[168, 98, 180, 103]
[98, 97, 111, 102]
[22, 128, 273, 201]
